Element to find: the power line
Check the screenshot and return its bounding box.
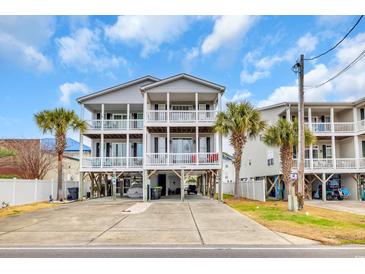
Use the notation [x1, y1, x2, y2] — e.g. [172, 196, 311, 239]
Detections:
[304, 47, 365, 90]
[304, 15, 363, 61]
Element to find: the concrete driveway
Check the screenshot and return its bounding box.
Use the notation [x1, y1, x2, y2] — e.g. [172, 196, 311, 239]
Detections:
[0, 198, 316, 246]
[306, 200, 365, 215]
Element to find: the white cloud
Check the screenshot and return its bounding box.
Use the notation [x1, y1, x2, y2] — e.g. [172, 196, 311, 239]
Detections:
[240, 70, 270, 84]
[201, 16, 257, 55]
[0, 16, 54, 72]
[59, 82, 89, 105]
[241, 33, 318, 84]
[222, 90, 251, 107]
[105, 16, 190, 57]
[57, 28, 127, 72]
[182, 16, 257, 68]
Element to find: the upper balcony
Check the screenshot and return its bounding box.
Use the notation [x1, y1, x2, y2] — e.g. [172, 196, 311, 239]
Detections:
[146, 110, 217, 124]
[293, 158, 365, 172]
[85, 119, 143, 131]
[82, 103, 144, 134]
[304, 120, 365, 135]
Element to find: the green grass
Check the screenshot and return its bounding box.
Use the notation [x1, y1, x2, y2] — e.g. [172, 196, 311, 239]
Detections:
[225, 198, 365, 245]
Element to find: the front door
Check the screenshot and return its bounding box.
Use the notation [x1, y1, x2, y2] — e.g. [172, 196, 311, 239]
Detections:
[158, 174, 166, 196]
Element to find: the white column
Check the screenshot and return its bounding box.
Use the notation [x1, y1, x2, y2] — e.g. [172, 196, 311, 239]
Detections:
[322, 173, 326, 202]
[100, 134, 104, 168]
[330, 107, 334, 133]
[196, 126, 199, 165]
[308, 107, 312, 131]
[101, 103, 105, 131]
[353, 107, 358, 132]
[354, 135, 360, 168]
[78, 172, 83, 200]
[127, 103, 130, 130]
[218, 92, 222, 113]
[195, 92, 198, 122]
[79, 104, 84, 171]
[167, 126, 170, 165]
[286, 106, 291, 122]
[143, 92, 147, 169]
[126, 133, 130, 168]
[332, 135, 336, 169]
[219, 133, 223, 202]
[167, 92, 170, 123]
[181, 169, 185, 201]
[143, 169, 148, 202]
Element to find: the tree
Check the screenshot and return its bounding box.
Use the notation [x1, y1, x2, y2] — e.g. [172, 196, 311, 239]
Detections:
[263, 118, 316, 206]
[35, 108, 86, 200]
[214, 101, 266, 199]
[1, 140, 53, 179]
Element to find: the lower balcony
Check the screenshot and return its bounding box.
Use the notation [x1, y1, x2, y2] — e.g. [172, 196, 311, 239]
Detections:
[292, 158, 365, 171]
[82, 157, 143, 169]
[146, 152, 220, 167]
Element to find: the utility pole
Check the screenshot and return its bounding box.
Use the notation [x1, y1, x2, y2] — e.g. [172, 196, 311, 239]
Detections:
[297, 54, 305, 204]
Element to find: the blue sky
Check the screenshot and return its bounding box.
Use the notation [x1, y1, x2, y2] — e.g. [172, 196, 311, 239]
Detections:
[1, 15, 365, 141]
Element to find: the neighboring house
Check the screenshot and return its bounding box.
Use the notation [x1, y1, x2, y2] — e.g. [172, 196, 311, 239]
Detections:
[241, 99, 365, 201]
[77, 73, 225, 201]
[216, 152, 235, 195]
[41, 138, 91, 182]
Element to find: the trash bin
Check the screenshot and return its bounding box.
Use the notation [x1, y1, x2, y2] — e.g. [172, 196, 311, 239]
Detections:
[151, 187, 162, 200]
[67, 187, 79, 200]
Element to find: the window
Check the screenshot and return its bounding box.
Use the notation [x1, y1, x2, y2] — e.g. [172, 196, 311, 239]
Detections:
[362, 141, 365, 157]
[172, 105, 193, 110]
[267, 158, 274, 166]
[360, 108, 365, 120]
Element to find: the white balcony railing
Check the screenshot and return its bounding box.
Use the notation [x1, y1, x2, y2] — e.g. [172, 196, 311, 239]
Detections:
[85, 119, 143, 130]
[358, 119, 365, 132]
[305, 121, 365, 134]
[146, 153, 168, 165]
[86, 120, 102, 130]
[146, 110, 218, 123]
[169, 111, 196, 122]
[146, 152, 220, 166]
[336, 158, 357, 169]
[334, 122, 355, 132]
[129, 119, 144, 129]
[82, 157, 143, 168]
[293, 158, 365, 170]
[103, 120, 127, 130]
[198, 110, 217, 122]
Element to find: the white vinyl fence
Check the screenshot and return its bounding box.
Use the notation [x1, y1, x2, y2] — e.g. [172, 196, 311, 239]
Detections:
[0, 179, 88, 206]
[219, 179, 266, 202]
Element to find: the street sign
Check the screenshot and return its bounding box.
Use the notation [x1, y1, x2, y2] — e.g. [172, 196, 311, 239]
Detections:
[112, 176, 117, 185]
[290, 172, 298, 181]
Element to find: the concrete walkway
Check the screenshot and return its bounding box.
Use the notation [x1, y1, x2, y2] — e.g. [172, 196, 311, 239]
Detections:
[0, 198, 317, 246]
[306, 200, 365, 215]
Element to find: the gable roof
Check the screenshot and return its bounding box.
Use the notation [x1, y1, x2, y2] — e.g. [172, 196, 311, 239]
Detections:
[77, 75, 160, 103]
[259, 96, 365, 111]
[140, 73, 225, 92]
[41, 138, 91, 152]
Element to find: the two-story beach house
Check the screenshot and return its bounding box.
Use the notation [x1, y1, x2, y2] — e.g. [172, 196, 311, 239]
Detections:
[241, 99, 365, 201]
[77, 74, 225, 201]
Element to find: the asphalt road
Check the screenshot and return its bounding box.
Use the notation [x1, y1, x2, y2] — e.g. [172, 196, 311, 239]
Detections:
[1, 246, 365, 258]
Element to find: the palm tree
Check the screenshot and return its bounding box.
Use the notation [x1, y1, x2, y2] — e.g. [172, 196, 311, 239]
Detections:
[35, 108, 86, 201]
[263, 118, 316, 202]
[214, 101, 266, 199]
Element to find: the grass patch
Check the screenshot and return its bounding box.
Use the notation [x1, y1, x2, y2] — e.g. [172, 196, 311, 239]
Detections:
[0, 202, 59, 218]
[225, 198, 365, 245]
